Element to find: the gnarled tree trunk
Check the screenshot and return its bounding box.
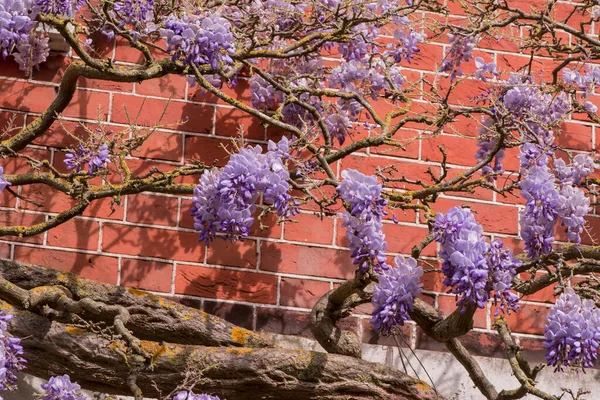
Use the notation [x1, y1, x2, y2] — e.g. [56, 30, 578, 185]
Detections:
[0, 260, 443, 400]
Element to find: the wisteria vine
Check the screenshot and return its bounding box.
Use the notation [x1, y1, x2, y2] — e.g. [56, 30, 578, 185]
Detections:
[1, 1, 600, 398]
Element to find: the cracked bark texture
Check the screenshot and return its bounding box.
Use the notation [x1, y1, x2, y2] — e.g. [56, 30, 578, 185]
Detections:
[0, 260, 272, 348]
[0, 260, 443, 400]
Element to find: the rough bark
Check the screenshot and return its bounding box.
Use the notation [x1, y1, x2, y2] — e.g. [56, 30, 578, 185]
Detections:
[309, 273, 477, 358]
[410, 299, 477, 343]
[0, 260, 272, 348]
[310, 289, 363, 358]
[0, 260, 443, 400]
[310, 277, 372, 358]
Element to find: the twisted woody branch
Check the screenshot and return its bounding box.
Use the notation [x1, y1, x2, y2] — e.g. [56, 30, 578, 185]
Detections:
[0, 260, 441, 400]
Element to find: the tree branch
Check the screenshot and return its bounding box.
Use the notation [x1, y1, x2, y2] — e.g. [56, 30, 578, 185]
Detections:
[445, 338, 499, 400]
[0, 260, 273, 348]
[0, 261, 443, 400]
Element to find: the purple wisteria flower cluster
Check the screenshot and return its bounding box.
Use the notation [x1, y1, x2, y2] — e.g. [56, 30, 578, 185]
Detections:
[160, 13, 235, 69]
[555, 154, 596, 185]
[474, 117, 504, 180]
[470, 72, 594, 256]
[34, 0, 84, 17]
[338, 23, 379, 62]
[0, 312, 26, 396]
[474, 56, 498, 82]
[433, 206, 520, 313]
[562, 66, 600, 112]
[190, 137, 296, 244]
[0, 166, 10, 198]
[13, 33, 49, 74]
[544, 288, 600, 372]
[518, 149, 593, 258]
[338, 169, 389, 273]
[0, 0, 36, 59]
[250, 75, 285, 110]
[173, 391, 221, 400]
[475, 74, 570, 182]
[563, 66, 600, 95]
[39, 374, 87, 400]
[0, 0, 53, 74]
[388, 29, 424, 64]
[370, 255, 423, 334]
[487, 239, 520, 313]
[337, 170, 427, 334]
[113, 0, 155, 40]
[556, 183, 590, 244]
[64, 142, 110, 175]
[519, 164, 560, 258]
[439, 33, 478, 82]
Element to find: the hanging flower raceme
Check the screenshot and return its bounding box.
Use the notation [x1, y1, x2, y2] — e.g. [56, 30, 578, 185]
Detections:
[499, 75, 570, 146]
[4, 2, 51, 75]
[249, 75, 285, 110]
[64, 142, 110, 175]
[555, 154, 596, 185]
[503, 74, 595, 258]
[433, 206, 520, 313]
[474, 56, 498, 82]
[337, 169, 387, 220]
[439, 34, 477, 82]
[190, 137, 296, 245]
[544, 288, 600, 372]
[476, 72, 572, 184]
[474, 117, 504, 180]
[556, 184, 590, 244]
[113, 0, 155, 40]
[40, 374, 87, 400]
[14, 33, 49, 74]
[337, 169, 389, 273]
[519, 164, 559, 258]
[519, 151, 594, 258]
[370, 255, 423, 334]
[0, 0, 36, 59]
[386, 29, 424, 64]
[160, 13, 235, 69]
[562, 66, 600, 95]
[487, 239, 520, 314]
[34, 0, 84, 17]
[0, 312, 26, 396]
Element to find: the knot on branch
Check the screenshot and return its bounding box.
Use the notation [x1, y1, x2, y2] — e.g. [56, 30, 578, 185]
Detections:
[309, 274, 375, 358]
[310, 289, 363, 358]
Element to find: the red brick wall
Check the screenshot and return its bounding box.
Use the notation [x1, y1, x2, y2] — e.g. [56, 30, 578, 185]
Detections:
[0, 2, 597, 358]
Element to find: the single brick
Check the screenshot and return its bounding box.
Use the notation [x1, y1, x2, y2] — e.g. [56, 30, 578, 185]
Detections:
[284, 213, 334, 245]
[120, 258, 173, 293]
[175, 264, 277, 304]
[102, 224, 205, 262]
[260, 241, 353, 279]
[205, 238, 258, 269]
[47, 218, 100, 251]
[13, 247, 118, 285]
[279, 277, 330, 309]
[126, 194, 179, 227]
